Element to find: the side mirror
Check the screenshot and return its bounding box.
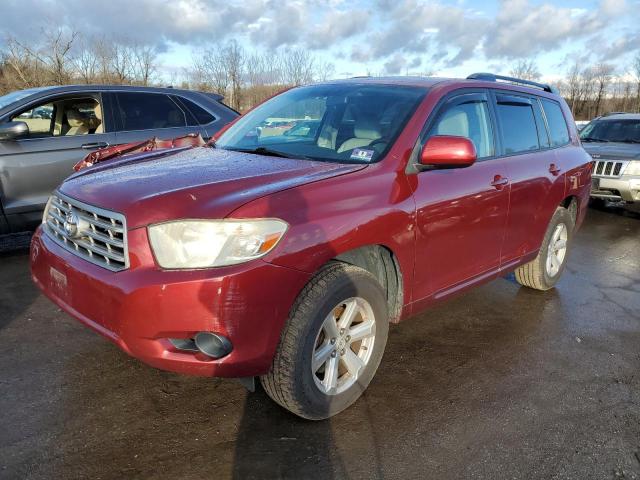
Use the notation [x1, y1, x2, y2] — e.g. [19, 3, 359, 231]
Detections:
[419, 135, 477, 169]
[0, 121, 29, 141]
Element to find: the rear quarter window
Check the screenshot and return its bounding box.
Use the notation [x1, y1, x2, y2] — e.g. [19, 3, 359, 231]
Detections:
[178, 97, 216, 125]
[541, 100, 570, 147]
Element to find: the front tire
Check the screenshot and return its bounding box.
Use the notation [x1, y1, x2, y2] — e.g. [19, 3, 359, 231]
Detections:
[260, 262, 389, 420]
[514, 207, 574, 291]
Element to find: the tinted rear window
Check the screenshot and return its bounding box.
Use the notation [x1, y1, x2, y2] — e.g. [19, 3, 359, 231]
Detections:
[496, 97, 540, 154]
[542, 100, 570, 147]
[116, 93, 187, 131]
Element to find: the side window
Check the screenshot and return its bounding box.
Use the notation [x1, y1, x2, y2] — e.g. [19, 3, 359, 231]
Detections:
[178, 97, 216, 125]
[541, 100, 570, 147]
[12, 102, 55, 138]
[11, 96, 103, 138]
[495, 95, 540, 154]
[428, 97, 494, 158]
[116, 93, 187, 131]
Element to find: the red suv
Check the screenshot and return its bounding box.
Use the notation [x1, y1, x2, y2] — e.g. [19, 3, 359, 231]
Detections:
[30, 74, 592, 419]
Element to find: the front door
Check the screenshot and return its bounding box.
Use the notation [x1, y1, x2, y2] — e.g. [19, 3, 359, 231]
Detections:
[0, 93, 115, 229]
[411, 91, 510, 302]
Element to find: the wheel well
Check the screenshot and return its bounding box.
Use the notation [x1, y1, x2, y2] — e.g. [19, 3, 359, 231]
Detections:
[561, 195, 578, 223]
[332, 245, 403, 323]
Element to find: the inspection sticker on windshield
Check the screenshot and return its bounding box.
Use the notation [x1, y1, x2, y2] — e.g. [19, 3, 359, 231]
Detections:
[350, 148, 374, 162]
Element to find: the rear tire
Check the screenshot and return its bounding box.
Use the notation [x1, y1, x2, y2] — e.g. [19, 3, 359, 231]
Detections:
[514, 207, 574, 291]
[260, 262, 389, 420]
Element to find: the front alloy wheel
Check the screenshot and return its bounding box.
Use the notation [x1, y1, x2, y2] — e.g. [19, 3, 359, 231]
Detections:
[261, 262, 389, 420]
[312, 297, 376, 395]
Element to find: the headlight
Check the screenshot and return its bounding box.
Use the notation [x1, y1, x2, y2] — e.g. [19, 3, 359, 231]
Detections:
[148, 219, 288, 269]
[624, 161, 640, 176]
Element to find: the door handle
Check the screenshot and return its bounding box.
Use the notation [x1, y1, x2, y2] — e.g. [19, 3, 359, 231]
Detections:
[490, 175, 509, 190]
[549, 164, 562, 176]
[82, 142, 109, 150]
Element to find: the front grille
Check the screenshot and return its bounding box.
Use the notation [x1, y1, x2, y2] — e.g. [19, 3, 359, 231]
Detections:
[43, 192, 129, 271]
[593, 160, 627, 178]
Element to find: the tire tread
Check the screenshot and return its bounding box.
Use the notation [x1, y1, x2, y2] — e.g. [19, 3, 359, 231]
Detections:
[261, 262, 378, 418]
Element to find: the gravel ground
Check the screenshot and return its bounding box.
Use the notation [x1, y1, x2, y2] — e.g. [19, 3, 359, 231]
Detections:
[0, 203, 639, 480]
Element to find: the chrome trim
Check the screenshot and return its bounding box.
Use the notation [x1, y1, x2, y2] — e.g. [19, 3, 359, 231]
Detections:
[43, 191, 129, 272]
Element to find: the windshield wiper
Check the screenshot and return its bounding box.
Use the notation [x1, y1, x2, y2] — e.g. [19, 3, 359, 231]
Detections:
[620, 138, 640, 144]
[581, 136, 609, 143]
[225, 147, 313, 160]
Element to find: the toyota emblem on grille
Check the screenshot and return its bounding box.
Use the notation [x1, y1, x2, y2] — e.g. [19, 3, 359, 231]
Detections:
[63, 212, 80, 238]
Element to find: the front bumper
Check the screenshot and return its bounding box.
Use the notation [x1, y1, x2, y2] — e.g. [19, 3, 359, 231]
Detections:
[591, 176, 640, 202]
[30, 226, 311, 377]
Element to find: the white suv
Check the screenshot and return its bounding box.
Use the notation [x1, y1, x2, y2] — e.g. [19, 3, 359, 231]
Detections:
[582, 113, 640, 203]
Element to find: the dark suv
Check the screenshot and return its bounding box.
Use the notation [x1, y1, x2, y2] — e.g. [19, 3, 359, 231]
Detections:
[31, 74, 591, 419]
[0, 85, 238, 235]
[581, 113, 640, 204]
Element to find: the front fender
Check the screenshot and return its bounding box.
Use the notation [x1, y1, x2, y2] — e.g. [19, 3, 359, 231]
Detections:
[229, 165, 417, 309]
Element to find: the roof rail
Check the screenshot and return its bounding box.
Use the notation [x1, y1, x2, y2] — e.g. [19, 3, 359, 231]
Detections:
[602, 111, 626, 117]
[467, 73, 559, 94]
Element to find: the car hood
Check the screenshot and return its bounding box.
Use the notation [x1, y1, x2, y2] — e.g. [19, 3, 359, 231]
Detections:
[60, 147, 366, 229]
[582, 142, 640, 160]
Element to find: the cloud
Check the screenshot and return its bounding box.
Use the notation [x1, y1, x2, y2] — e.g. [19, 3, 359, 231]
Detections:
[384, 53, 408, 74]
[0, 0, 636, 76]
[483, 0, 625, 59]
[366, 0, 487, 63]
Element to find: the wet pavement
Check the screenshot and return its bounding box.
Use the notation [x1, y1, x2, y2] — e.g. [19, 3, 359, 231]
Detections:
[1, 204, 639, 480]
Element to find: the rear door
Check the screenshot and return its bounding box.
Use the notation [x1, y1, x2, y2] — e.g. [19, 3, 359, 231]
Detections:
[494, 92, 565, 265]
[0, 92, 115, 227]
[411, 91, 511, 301]
[112, 92, 203, 144]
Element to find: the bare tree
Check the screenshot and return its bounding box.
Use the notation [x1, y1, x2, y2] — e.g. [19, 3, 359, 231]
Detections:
[565, 61, 582, 115]
[509, 59, 541, 81]
[224, 40, 245, 111]
[132, 43, 158, 86]
[281, 48, 315, 86]
[73, 37, 99, 84]
[315, 60, 336, 82]
[111, 43, 133, 83]
[3, 29, 78, 88]
[42, 29, 78, 85]
[633, 53, 640, 112]
[191, 48, 230, 95]
[593, 63, 614, 116]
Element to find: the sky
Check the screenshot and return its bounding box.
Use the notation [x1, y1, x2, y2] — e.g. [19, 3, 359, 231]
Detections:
[1, 0, 639, 82]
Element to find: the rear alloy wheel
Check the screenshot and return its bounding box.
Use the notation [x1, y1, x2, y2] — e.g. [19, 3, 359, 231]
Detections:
[545, 223, 568, 277]
[261, 262, 389, 420]
[515, 206, 574, 291]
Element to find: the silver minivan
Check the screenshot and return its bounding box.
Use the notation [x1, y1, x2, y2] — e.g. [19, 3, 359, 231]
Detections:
[0, 85, 238, 235]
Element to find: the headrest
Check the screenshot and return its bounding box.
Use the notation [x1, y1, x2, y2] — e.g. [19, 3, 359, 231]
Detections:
[354, 119, 382, 140]
[88, 116, 102, 130]
[66, 109, 88, 127]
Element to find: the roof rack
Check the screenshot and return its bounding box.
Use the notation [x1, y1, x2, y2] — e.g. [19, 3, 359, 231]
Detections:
[467, 73, 559, 94]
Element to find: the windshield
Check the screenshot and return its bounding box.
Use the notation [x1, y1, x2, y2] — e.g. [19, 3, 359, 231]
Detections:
[0, 87, 51, 110]
[580, 118, 640, 143]
[216, 83, 426, 163]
